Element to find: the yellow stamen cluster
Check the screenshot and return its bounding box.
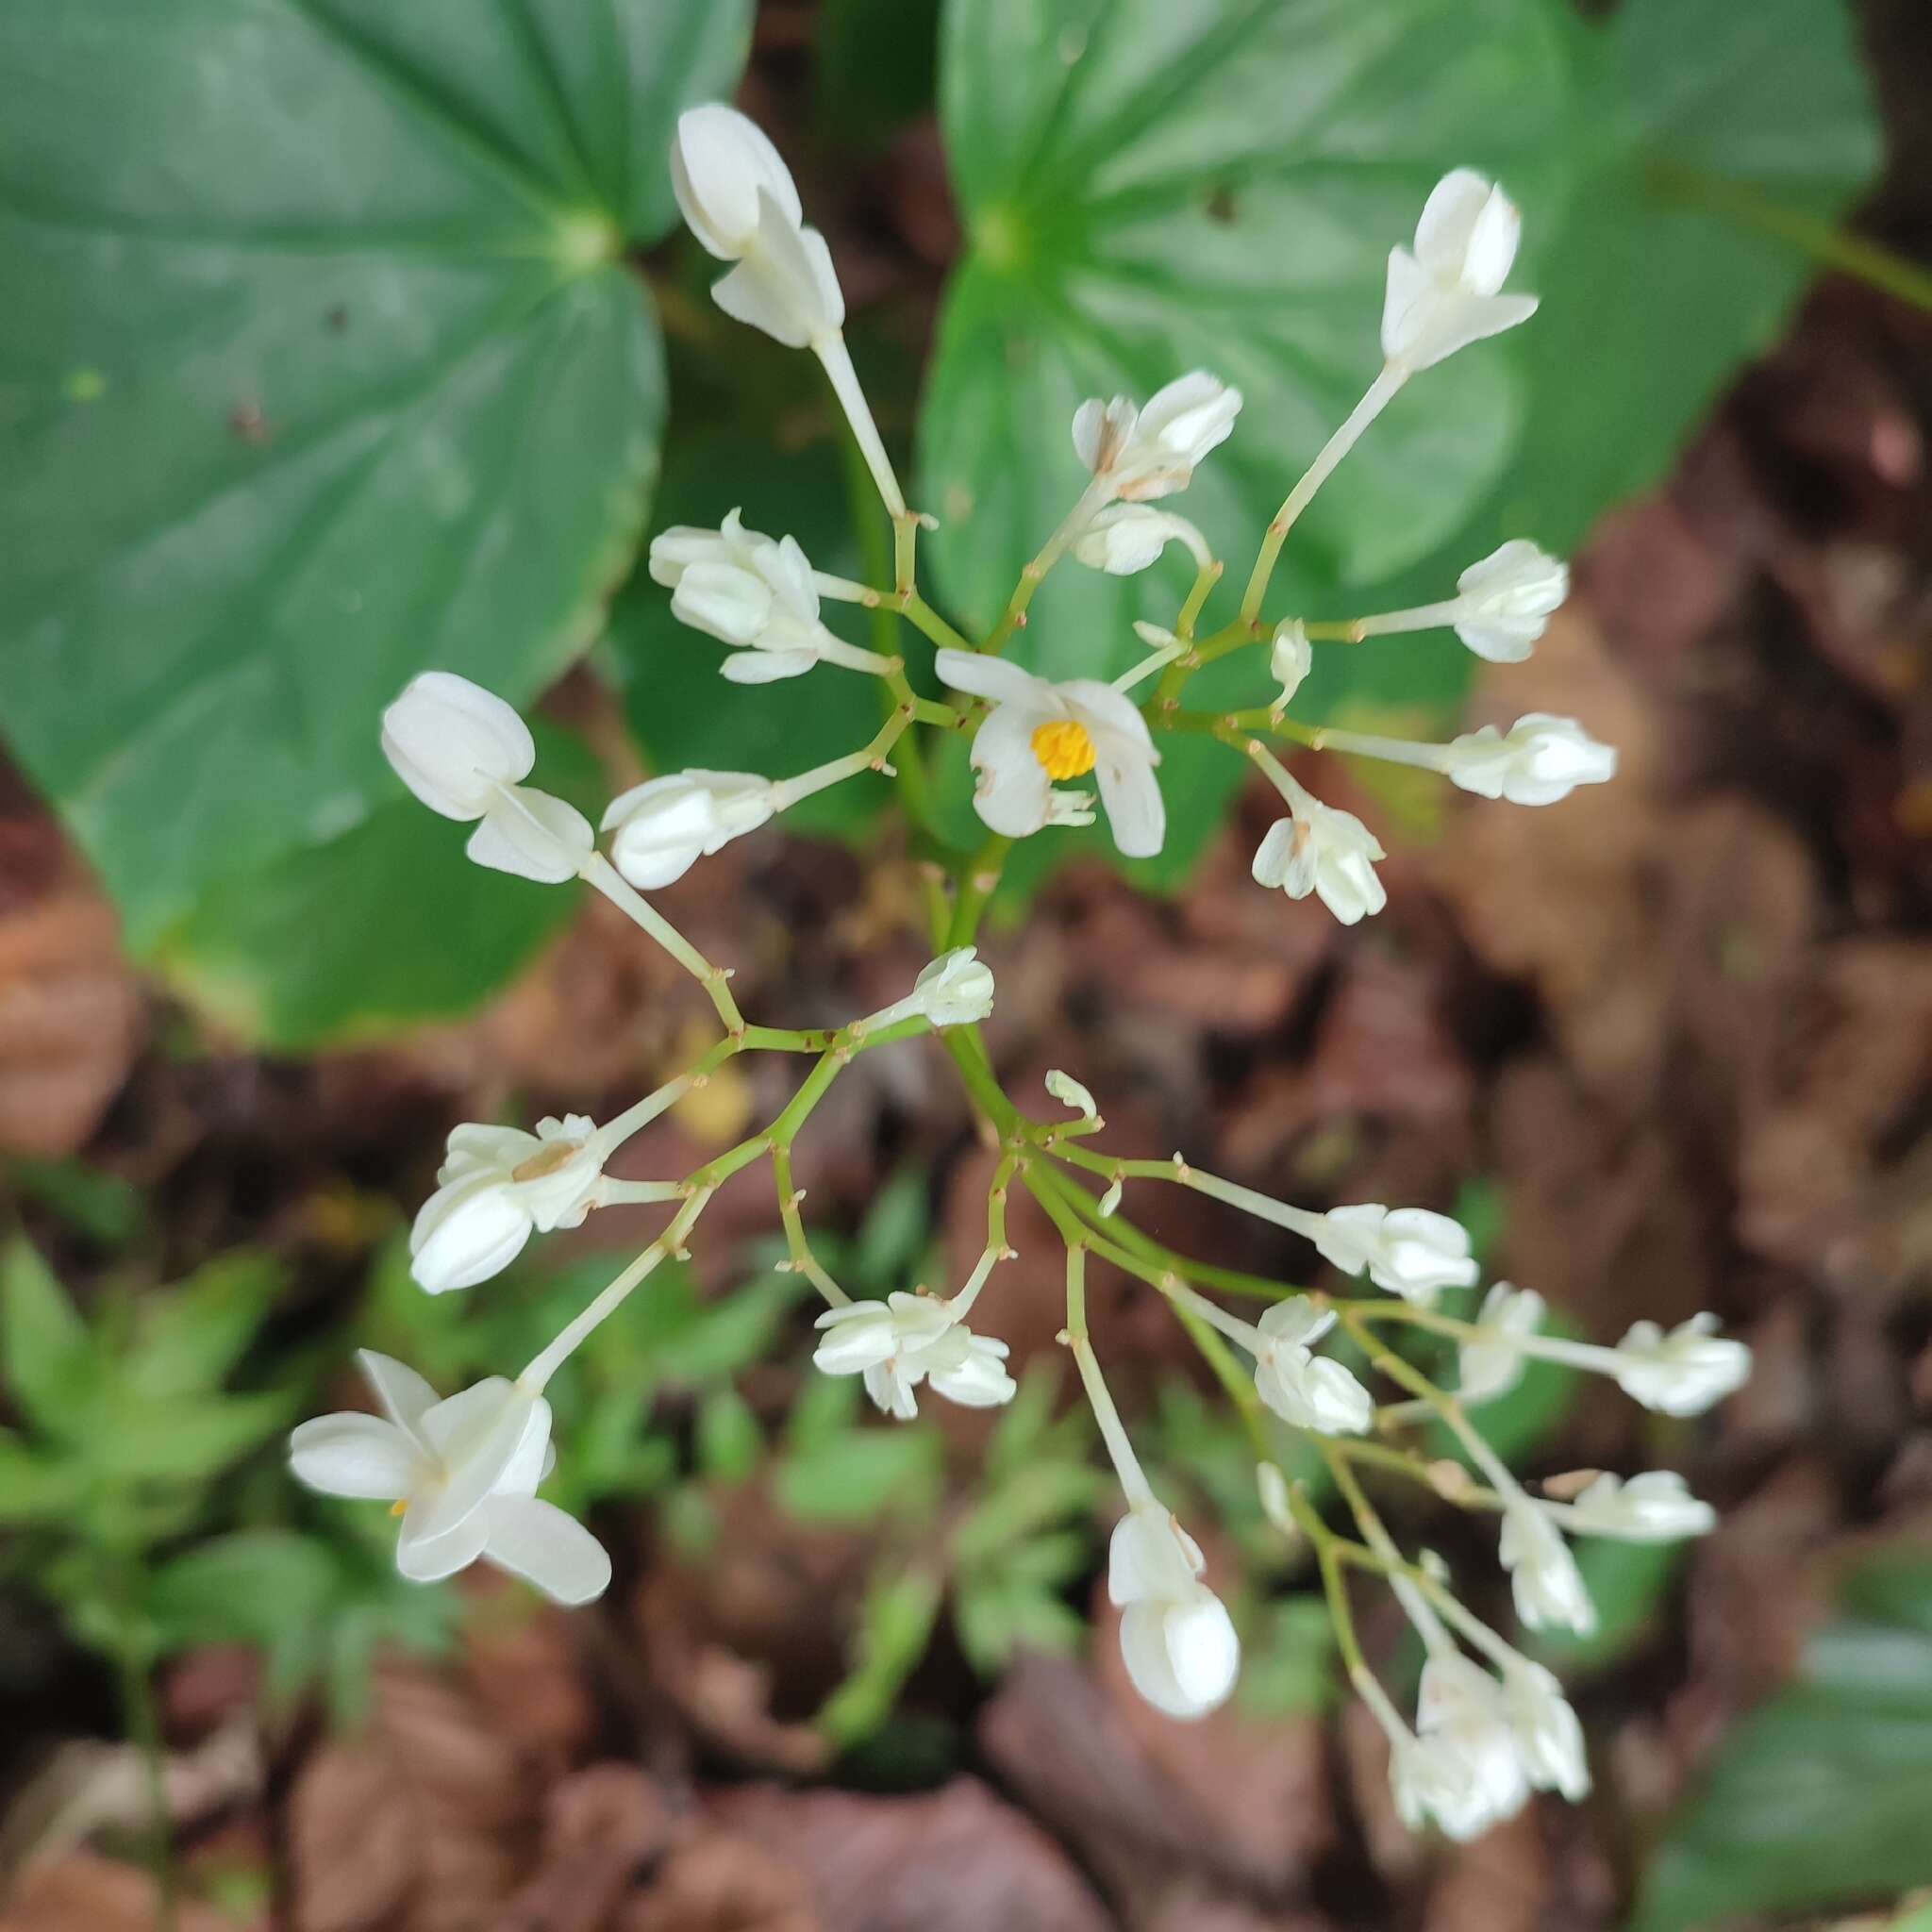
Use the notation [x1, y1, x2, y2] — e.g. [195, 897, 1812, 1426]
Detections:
[1031, 718, 1097, 780]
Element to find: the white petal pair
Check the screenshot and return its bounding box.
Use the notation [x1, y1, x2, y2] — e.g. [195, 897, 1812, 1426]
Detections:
[1382, 170, 1539, 375]
[1108, 1502, 1240, 1720]
[811, 1291, 1016, 1421]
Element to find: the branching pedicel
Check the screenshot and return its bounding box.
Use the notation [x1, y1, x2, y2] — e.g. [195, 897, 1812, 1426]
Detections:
[291, 108, 1749, 1841]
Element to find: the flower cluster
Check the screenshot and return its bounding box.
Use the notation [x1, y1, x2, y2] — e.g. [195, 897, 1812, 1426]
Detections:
[287, 105, 1746, 1848]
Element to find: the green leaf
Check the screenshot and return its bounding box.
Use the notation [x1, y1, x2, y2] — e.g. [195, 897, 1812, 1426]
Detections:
[0, 0, 752, 947]
[4, 1156, 143, 1248]
[0, 1428, 90, 1524]
[816, 0, 941, 154]
[694, 1386, 763, 1484]
[818, 1565, 944, 1746]
[0, 1241, 97, 1430]
[127, 1251, 285, 1399]
[84, 1389, 291, 1483]
[608, 425, 891, 839]
[1239, 1594, 1339, 1717]
[146, 1529, 341, 1653]
[852, 1164, 934, 1291]
[775, 1422, 943, 1524]
[156, 720, 606, 1046]
[920, 0, 1573, 883]
[1631, 1554, 1932, 1932]
[1490, 0, 1880, 554]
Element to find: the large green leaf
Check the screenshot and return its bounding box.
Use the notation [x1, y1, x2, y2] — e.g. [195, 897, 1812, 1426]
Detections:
[155, 718, 605, 1046]
[919, 0, 1573, 882]
[0, 0, 750, 947]
[1491, 0, 1882, 551]
[1631, 1554, 1932, 1932]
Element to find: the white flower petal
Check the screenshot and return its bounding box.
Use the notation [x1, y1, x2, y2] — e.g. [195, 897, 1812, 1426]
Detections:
[671, 104, 803, 258]
[380, 672, 534, 821]
[289, 1412, 424, 1500]
[483, 1495, 613, 1605]
[464, 787, 591, 884]
[358, 1350, 441, 1440]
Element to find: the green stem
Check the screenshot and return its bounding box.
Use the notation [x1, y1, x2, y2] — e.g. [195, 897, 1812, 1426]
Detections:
[946, 834, 1011, 947]
[112, 1614, 176, 1932]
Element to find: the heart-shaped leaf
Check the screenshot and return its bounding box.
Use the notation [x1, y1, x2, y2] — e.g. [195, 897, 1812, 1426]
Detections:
[0, 0, 749, 946]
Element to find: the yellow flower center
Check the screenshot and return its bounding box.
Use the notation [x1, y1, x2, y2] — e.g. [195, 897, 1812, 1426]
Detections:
[390, 1498, 409, 1517]
[1031, 718, 1097, 781]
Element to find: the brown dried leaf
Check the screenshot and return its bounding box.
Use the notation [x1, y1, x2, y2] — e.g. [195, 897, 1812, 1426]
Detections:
[0, 1853, 242, 1932]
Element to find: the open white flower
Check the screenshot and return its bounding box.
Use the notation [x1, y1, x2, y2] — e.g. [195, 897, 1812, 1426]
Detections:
[1561, 1470, 1717, 1541]
[1252, 787, 1388, 926]
[1612, 1313, 1752, 1416]
[672, 105, 842, 348]
[1270, 621, 1312, 709]
[290, 1353, 608, 1604]
[602, 770, 775, 889]
[1073, 372, 1242, 502]
[1442, 713, 1617, 806]
[1499, 1656, 1590, 1800]
[408, 1115, 604, 1295]
[1500, 1505, 1596, 1635]
[1381, 170, 1538, 375]
[812, 1291, 1014, 1421]
[381, 673, 591, 883]
[1247, 1298, 1373, 1434]
[936, 649, 1164, 857]
[1453, 541, 1569, 662]
[1457, 1283, 1545, 1405]
[1311, 1204, 1478, 1303]
[1072, 504, 1212, 575]
[1108, 1501, 1241, 1720]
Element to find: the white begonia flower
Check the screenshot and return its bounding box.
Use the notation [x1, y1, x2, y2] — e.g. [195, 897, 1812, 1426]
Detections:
[1073, 372, 1242, 503]
[1381, 170, 1539, 375]
[1411, 1655, 1530, 1836]
[409, 1115, 603, 1295]
[649, 511, 857, 683]
[1500, 1505, 1596, 1636]
[1108, 1501, 1241, 1720]
[1561, 1471, 1717, 1541]
[935, 649, 1164, 858]
[601, 770, 775, 890]
[1453, 541, 1569, 662]
[1612, 1313, 1752, 1416]
[1499, 1656, 1591, 1801]
[1045, 1069, 1098, 1119]
[812, 1291, 1015, 1421]
[1442, 713, 1618, 806]
[290, 1352, 609, 1604]
[1252, 790, 1388, 927]
[1457, 1282, 1545, 1406]
[1247, 1298, 1373, 1435]
[1270, 621, 1312, 709]
[671, 105, 842, 349]
[1311, 1204, 1478, 1303]
[381, 673, 592, 884]
[1072, 504, 1212, 575]
[861, 946, 996, 1034]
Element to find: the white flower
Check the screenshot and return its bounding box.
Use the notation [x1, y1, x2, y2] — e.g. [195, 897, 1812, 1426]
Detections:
[936, 649, 1164, 858]
[1612, 1314, 1751, 1416]
[1500, 1506, 1596, 1636]
[1108, 1501, 1241, 1720]
[1442, 713, 1617, 806]
[1457, 1283, 1545, 1405]
[1381, 170, 1539, 375]
[1247, 1299, 1373, 1434]
[1563, 1470, 1717, 1541]
[1499, 1657, 1590, 1800]
[408, 1115, 603, 1294]
[812, 1292, 1015, 1420]
[650, 511, 837, 682]
[380, 673, 591, 883]
[1073, 372, 1242, 502]
[601, 770, 775, 889]
[1391, 1733, 1504, 1841]
[671, 105, 842, 348]
[1045, 1069, 1098, 1119]
[1410, 1654, 1530, 1836]
[290, 1352, 609, 1604]
[906, 947, 996, 1027]
[1453, 541, 1568, 662]
[1311, 1205, 1477, 1303]
[1252, 793, 1388, 926]
[1072, 504, 1209, 575]
[1270, 621, 1311, 708]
